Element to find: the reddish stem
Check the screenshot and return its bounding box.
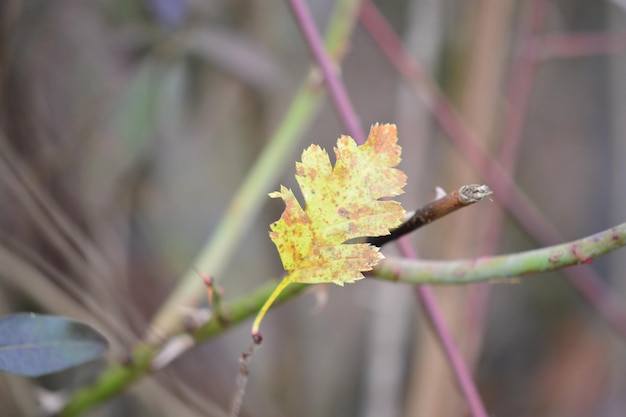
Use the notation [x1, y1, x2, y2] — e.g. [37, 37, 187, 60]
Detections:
[286, 0, 364, 142]
[287, 1, 489, 416]
[540, 32, 626, 59]
[397, 238, 489, 417]
[359, 0, 626, 338]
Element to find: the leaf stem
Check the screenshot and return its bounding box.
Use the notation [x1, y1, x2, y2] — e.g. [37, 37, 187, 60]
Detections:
[251, 277, 291, 336]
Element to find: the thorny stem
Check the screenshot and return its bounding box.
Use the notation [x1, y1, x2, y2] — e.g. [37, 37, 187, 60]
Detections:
[368, 184, 492, 247]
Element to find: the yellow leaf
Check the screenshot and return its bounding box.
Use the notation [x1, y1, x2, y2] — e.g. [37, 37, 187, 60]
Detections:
[252, 124, 407, 335]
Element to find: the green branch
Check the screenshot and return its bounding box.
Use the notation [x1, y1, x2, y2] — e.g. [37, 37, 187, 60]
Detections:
[60, 222, 626, 416]
[375, 222, 626, 284]
[60, 281, 307, 417]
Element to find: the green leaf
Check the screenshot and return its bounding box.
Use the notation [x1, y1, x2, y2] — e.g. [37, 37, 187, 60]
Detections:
[0, 313, 108, 377]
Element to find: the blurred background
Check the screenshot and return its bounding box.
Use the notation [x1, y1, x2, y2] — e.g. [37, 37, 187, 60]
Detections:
[0, 0, 625, 416]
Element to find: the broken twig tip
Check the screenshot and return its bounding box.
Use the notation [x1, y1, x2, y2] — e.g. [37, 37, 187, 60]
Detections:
[459, 184, 492, 203]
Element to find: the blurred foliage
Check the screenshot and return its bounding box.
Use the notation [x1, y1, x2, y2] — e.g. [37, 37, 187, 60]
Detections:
[0, 1, 625, 417]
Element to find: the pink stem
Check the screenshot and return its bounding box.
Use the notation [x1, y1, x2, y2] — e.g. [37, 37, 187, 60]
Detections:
[397, 238, 489, 417]
[286, 0, 489, 416]
[360, 0, 557, 244]
[359, 0, 626, 338]
[541, 32, 626, 59]
[286, 0, 365, 142]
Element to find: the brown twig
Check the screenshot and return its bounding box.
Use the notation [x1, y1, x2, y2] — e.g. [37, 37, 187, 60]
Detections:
[367, 184, 492, 247]
[229, 340, 261, 417]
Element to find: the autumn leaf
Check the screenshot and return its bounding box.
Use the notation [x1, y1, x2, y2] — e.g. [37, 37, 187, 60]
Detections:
[252, 124, 407, 335]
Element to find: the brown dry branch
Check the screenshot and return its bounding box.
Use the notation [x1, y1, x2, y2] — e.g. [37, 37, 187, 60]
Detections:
[367, 184, 492, 247]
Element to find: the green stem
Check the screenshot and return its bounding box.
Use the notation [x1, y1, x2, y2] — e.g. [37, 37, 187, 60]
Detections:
[148, 0, 364, 342]
[375, 223, 626, 284]
[251, 277, 292, 335]
[60, 222, 626, 416]
[60, 281, 307, 417]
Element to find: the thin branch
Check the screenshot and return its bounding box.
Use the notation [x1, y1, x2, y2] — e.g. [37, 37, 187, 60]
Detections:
[394, 237, 489, 417]
[375, 222, 626, 285]
[229, 341, 260, 417]
[368, 184, 492, 247]
[59, 281, 307, 417]
[287, 1, 489, 416]
[287, 0, 365, 141]
[358, 0, 559, 244]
